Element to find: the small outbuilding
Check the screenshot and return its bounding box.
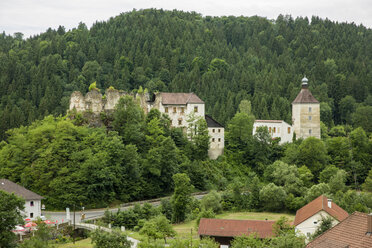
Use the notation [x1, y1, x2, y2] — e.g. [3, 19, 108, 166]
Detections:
[198, 218, 275, 247]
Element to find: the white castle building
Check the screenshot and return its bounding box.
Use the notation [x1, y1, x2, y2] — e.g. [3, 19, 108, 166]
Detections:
[69, 90, 224, 159]
[253, 77, 320, 143]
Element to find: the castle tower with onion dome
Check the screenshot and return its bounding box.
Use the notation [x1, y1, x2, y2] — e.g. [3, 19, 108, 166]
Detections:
[292, 77, 321, 139]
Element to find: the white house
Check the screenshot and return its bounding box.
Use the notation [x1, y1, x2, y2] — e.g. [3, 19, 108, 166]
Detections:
[294, 195, 348, 240]
[205, 115, 224, 159]
[152, 92, 205, 128]
[0, 179, 43, 221]
[253, 120, 293, 144]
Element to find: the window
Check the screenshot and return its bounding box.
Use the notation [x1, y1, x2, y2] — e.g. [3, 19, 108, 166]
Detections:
[288, 127, 291, 134]
[181, 107, 184, 114]
[212, 138, 215, 142]
[278, 127, 280, 133]
[313, 221, 317, 225]
[178, 119, 182, 125]
[218, 138, 221, 142]
[309, 107, 312, 112]
[218, 129, 221, 133]
[164, 107, 168, 113]
[309, 129, 312, 134]
[173, 107, 177, 113]
[269, 127, 271, 133]
[194, 106, 198, 113]
[309, 116, 312, 120]
[212, 129, 215, 133]
[307, 232, 311, 237]
[30, 201, 34, 207]
[273, 127, 276, 133]
[30, 213, 34, 218]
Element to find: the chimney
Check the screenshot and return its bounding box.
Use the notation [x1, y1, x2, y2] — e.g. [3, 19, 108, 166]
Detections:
[368, 213, 372, 234]
[327, 199, 332, 208]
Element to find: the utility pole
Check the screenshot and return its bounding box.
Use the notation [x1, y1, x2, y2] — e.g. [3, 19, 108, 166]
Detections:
[73, 204, 76, 244]
[190, 228, 192, 247]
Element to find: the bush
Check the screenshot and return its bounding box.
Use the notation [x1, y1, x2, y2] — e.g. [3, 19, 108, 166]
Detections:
[259, 183, 287, 212]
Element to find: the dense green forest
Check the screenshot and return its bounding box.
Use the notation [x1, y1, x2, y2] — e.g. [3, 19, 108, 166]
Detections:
[0, 9, 371, 212]
[1, 8, 372, 140]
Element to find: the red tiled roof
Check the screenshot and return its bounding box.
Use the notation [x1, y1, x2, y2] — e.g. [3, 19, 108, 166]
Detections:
[292, 86, 319, 104]
[307, 212, 372, 248]
[294, 195, 348, 226]
[198, 218, 275, 238]
[0, 179, 43, 200]
[160, 92, 204, 105]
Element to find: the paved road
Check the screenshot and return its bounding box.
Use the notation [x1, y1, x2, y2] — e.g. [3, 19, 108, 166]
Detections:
[43, 192, 207, 224]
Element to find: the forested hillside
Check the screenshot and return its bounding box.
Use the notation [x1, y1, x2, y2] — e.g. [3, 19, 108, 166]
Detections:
[1, 8, 372, 140]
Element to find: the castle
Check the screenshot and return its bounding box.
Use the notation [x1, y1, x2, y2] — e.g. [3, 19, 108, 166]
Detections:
[69, 89, 224, 159]
[253, 77, 321, 143]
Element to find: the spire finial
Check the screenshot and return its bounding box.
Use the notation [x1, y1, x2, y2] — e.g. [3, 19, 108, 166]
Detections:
[301, 76, 308, 88]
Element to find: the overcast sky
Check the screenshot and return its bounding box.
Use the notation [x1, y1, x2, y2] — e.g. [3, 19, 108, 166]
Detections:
[1, 0, 371, 38]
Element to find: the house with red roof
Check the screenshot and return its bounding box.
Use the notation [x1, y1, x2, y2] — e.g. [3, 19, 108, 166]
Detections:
[294, 195, 348, 239]
[306, 212, 372, 248]
[198, 218, 275, 247]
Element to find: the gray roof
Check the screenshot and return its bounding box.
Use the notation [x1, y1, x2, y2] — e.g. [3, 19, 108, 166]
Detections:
[0, 179, 43, 200]
[205, 115, 224, 128]
[160, 92, 204, 105]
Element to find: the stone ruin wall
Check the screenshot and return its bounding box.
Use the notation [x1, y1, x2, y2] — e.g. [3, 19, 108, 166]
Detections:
[69, 89, 152, 115]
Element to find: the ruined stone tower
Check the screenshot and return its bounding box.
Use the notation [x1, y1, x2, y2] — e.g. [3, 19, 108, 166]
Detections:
[292, 77, 321, 139]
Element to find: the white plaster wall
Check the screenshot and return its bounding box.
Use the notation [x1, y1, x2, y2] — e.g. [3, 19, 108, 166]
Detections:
[159, 104, 188, 127]
[295, 211, 338, 239]
[23, 200, 42, 220]
[253, 122, 293, 144]
[292, 103, 320, 139]
[208, 127, 224, 159]
[159, 103, 205, 128]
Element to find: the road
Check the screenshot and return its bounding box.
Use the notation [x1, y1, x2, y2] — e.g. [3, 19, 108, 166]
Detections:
[43, 192, 207, 224]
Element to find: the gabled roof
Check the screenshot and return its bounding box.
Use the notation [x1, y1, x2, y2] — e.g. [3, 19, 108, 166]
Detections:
[292, 86, 319, 104]
[198, 218, 275, 238]
[306, 212, 372, 248]
[0, 179, 43, 201]
[160, 92, 204, 105]
[294, 195, 348, 226]
[205, 115, 224, 128]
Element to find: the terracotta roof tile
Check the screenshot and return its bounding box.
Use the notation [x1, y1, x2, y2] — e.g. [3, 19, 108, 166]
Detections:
[160, 92, 204, 105]
[198, 218, 275, 238]
[0, 179, 43, 200]
[306, 212, 372, 248]
[294, 195, 348, 226]
[292, 86, 319, 104]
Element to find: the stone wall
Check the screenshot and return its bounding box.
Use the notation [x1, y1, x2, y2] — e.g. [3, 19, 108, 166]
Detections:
[69, 89, 149, 114]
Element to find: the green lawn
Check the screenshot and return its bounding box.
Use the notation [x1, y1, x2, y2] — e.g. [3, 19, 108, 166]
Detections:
[173, 211, 295, 239]
[54, 211, 295, 245]
[54, 238, 93, 248]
